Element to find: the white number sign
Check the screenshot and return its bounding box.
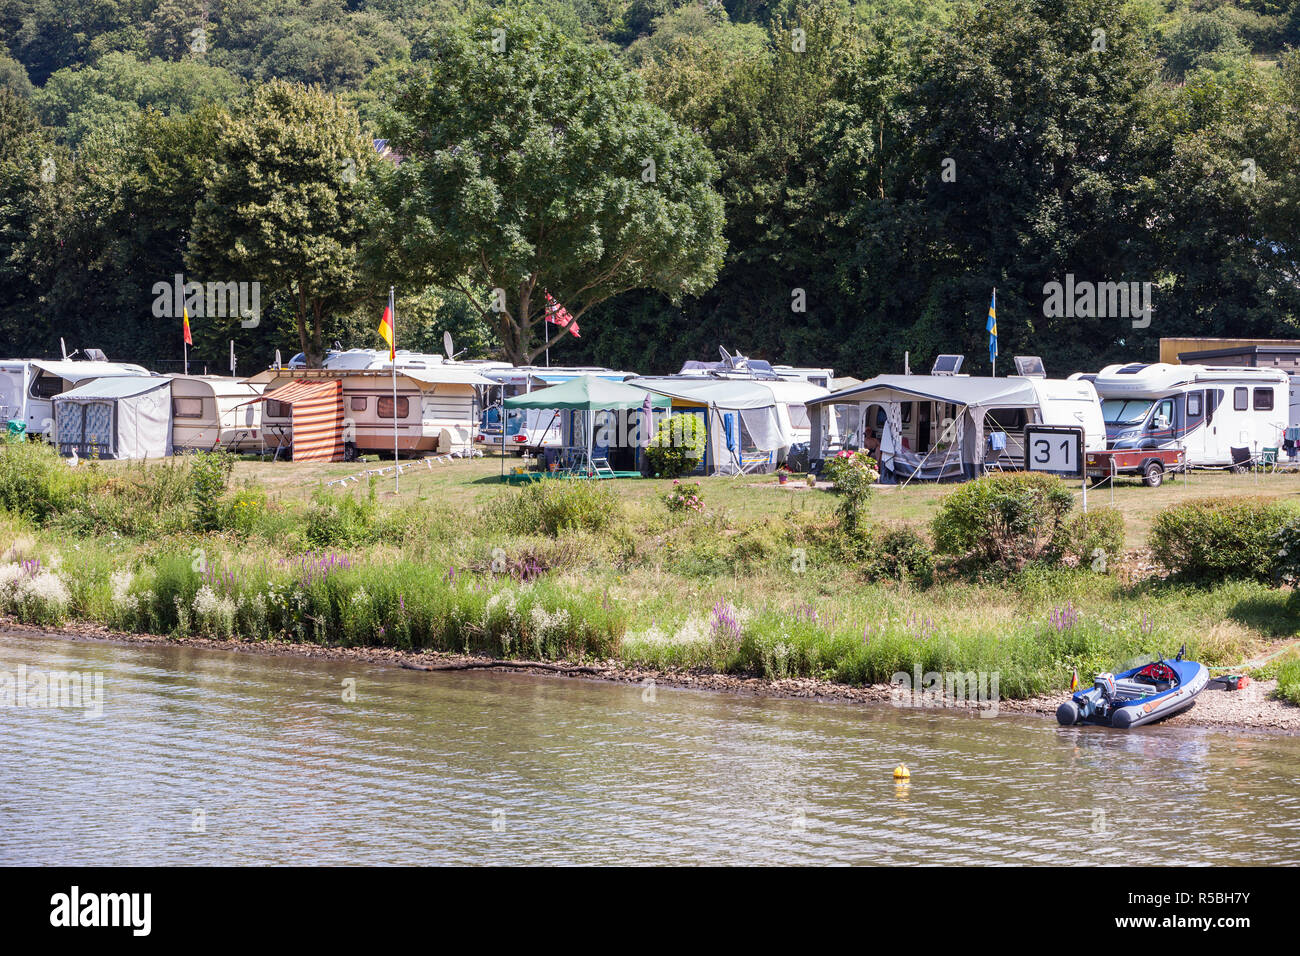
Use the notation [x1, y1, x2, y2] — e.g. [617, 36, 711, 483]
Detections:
[1023, 426, 1084, 478]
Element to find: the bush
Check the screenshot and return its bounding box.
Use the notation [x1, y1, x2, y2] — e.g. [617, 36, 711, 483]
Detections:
[1272, 515, 1300, 588]
[1275, 657, 1300, 706]
[305, 480, 382, 547]
[1054, 507, 1125, 571]
[664, 480, 704, 513]
[1149, 497, 1293, 582]
[821, 449, 878, 531]
[486, 478, 621, 536]
[645, 413, 706, 477]
[0, 441, 97, 520]
[861, 524, 934, 586]
[931, 472, 1074, 573]
[189, 450, 234, 532]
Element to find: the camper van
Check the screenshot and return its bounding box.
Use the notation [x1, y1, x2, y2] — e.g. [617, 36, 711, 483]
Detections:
[1092, 363, 1289, 467]
[250, 366, 494, 458]
[169, 375, 265, 452]
[0, 356, 150, 438]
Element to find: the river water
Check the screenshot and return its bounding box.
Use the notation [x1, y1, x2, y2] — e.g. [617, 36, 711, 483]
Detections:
[1, 631, 1297, 865]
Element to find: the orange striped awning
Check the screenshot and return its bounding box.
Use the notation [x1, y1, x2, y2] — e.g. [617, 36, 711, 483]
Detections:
[259, 380, 344, 462]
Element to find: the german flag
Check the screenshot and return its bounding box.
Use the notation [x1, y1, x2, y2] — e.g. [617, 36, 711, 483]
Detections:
[378, 301, 395, 360]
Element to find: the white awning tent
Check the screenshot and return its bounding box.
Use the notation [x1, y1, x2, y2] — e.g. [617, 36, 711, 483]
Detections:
[53, 376, 173, 459]
[808, 375, 1041, 481]
[30, 359, 150, 385]
[635, 378, 788, 475]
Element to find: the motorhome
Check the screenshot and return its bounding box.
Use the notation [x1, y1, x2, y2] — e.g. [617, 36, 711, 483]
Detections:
[0, 355, 150, 438]
[247, 365, 495, 457]
[806, 357, 1106, 480]
[168, 375, 265, 452]
[1091, 363, 1289, 467]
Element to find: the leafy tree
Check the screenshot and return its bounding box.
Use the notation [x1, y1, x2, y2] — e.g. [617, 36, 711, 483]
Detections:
[375, 9, 726, 365]
[188, 80, 376, 367]
[33, 52, 243, 145]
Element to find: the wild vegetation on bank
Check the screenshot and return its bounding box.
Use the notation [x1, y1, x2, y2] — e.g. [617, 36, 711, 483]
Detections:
[0, 442, 1298, 702]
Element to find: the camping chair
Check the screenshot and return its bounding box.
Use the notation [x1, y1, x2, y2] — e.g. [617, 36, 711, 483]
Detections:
[983, 431, 1008, 473]
[1260, 447, 1279, 473]
[1229, 446, 1253, 472]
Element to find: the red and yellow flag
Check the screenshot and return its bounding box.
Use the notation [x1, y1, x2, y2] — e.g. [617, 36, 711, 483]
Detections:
[378, 304, 395, 360]
[183, 306, 193, 346]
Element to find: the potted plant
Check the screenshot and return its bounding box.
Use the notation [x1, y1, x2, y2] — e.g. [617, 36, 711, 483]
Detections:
[778, 468, 789, 484]
[805, 472, 816, 488]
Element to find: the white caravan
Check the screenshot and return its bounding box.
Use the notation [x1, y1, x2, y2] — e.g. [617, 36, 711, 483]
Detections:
[1092, 363, 1289, 467]
[0, 357, 151, 438]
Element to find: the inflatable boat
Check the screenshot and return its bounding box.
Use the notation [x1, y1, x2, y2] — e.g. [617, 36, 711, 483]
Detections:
[1056, 646, 1208, 729]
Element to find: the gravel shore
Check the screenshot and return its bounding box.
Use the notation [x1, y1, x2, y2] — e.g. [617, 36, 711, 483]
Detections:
[4, 617, 1297, 734]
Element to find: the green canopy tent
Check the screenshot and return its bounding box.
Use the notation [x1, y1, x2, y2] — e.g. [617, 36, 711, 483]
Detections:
[503, 375, 671, 477]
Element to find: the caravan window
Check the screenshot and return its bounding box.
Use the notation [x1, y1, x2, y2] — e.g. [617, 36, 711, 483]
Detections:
[1234, 387, 1248, 411]
[377, 396, 409, 418]
[265, 400, 289, 418]
[350, 397, 368, 412]
[786, 405, 810, 429]
[1187, 392, 1202, 417]
[29, 374, 62, 399]
[1253, 388, 1274, 411]
[173, 397, 203, 419]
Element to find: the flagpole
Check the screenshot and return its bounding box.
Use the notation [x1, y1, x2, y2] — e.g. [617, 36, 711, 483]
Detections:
[390, 287, 399, 494]
[183, 341, 188, 376]
[991, 287, 997, 378]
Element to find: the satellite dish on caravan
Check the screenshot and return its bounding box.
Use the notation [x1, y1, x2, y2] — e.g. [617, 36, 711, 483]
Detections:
[443, 331, 466, 361]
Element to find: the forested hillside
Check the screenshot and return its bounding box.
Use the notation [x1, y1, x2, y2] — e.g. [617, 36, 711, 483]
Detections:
[4, 0, 1300, 376]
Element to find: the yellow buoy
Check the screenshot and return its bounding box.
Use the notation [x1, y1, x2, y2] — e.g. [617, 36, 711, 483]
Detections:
[893, 763, 910, 779]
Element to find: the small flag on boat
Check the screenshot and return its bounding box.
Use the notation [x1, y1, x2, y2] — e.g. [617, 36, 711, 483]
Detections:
[1070, 667, 1079, 691]
[183, 306, 193, 346]
[986, 289, 997, 365]
[378, 298, 395, 360]
[544, 291, 580, 338]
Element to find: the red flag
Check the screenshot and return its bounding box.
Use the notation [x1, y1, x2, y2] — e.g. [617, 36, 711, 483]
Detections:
[183, 307, 193, 346]
[544, 291, 580, 338]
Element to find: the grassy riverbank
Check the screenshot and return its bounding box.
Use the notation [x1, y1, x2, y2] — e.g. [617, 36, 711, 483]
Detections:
[1, 443, 1298, 702]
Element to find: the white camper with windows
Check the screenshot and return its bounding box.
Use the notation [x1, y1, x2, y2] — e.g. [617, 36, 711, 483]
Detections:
[1092, 363, 1289, 467]
[0, 356, 151, 438]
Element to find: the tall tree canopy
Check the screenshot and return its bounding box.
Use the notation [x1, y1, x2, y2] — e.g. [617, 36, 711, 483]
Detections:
[373, 9, 727, 365]
[188, 80, 375, 367]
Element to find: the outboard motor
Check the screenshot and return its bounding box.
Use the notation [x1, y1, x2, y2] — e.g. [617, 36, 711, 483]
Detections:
[1056, 672, 1115, 726]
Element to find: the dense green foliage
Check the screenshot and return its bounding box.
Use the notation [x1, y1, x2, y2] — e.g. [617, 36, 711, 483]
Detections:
[4, 1, 1300, 376]
[1149, 495, 1296, 580]
[645, 412, 706, 476]
[930, 472, 1075, 573]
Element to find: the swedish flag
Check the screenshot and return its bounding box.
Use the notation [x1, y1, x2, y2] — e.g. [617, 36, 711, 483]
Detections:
[986, 289, 997, 366]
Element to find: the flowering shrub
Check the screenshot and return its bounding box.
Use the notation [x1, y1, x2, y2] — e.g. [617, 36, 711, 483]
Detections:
[821, 450, 879, 530]
[0, 559, 70, 625]
[664, 480, 704, 514]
